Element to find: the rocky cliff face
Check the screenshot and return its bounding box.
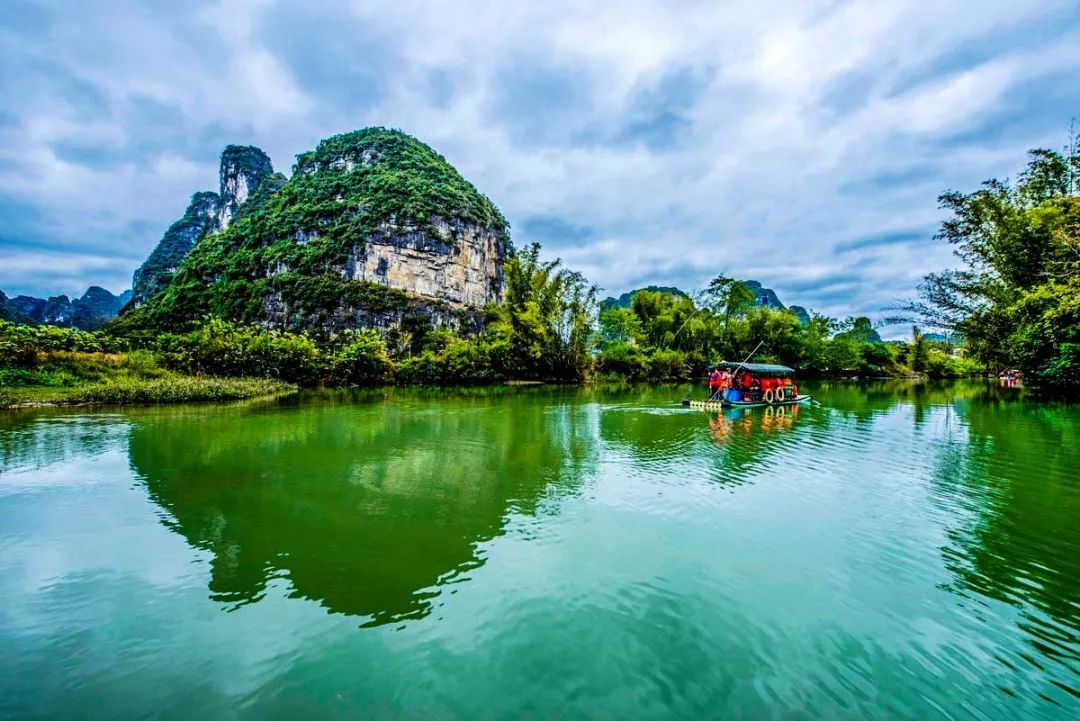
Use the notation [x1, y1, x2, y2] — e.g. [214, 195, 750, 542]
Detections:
[347, 218, 505, 308]
[130, 146, 279, 307]
[135, 128, 510, 335]
[216, 145, 276, 230]
[131, 192, 221, 306]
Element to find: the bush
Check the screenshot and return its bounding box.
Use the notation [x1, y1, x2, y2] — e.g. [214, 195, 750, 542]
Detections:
[333, 329, 392, 385]
[925, 350, 984, 378]
[647, 349, 688, 381]
[158, 318, 322, 383]
[1040, 343, 1080, 385]
[597, 343, 649, 381]
[858, 343, 900, 376]
[0, 321, 127, 365]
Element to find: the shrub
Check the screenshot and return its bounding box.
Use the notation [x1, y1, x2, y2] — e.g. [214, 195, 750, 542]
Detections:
[333, 329, 392, 385]
[159, 318, 322, 383]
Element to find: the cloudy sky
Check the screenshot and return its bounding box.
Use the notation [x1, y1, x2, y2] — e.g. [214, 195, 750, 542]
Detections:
[1, 0, 1078, 328]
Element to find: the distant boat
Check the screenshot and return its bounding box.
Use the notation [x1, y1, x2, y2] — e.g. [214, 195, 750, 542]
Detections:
[999, 369, 1024, 387]
[683, 362, 813, 410]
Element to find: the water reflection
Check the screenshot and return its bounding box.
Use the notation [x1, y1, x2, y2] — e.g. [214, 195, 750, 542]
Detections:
[126, 392, 597, 625]
[0, 410, 133, 473]
[2, 382, 1078, 718]
[708, 404, 802, 443]
[930, 399, 1080, 702]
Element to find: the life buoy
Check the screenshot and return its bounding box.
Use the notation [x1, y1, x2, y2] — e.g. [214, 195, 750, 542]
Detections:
[764, 388, 775, 403]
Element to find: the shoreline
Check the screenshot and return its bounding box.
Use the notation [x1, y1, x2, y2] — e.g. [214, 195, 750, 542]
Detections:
[1, 376, 296, 411]
[2, 374, 1011, 412]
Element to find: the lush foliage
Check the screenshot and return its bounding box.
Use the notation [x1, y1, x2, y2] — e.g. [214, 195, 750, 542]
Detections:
[132, 128, 508, 331]
[0, 321, 290, 408]
[485, 244, 596, 381]
[593, 283, 977, 382]
[902, 137, 1080, 385]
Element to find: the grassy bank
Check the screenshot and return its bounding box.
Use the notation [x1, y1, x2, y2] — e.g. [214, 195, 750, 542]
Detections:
[0, 350, 293, 409]
[1, 376, 292, 409]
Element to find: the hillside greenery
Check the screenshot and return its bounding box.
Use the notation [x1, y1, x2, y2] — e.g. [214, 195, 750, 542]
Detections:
[128, 128, 508, 331]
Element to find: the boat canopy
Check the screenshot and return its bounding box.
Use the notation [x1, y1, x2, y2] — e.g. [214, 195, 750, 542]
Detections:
[712, 361, 795, 376]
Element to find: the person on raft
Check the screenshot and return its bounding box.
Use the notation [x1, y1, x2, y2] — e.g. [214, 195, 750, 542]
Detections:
[708, 368, 723, 399]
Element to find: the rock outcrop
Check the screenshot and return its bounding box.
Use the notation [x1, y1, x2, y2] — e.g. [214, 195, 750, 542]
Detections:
[130, 146, 279, 307]
[216, 145, 276, 230]
[134, 128, 510, 335]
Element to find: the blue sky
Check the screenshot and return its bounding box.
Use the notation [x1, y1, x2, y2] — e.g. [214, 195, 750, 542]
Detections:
[1, 0, 1078, 330]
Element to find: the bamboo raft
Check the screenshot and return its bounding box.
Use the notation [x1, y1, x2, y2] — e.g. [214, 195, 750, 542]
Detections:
[683, 395, 813, 411]
[688, 359, 814, 411]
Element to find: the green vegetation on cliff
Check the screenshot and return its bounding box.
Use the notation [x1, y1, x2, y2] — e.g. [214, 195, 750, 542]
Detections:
[129, 128, 508, 331]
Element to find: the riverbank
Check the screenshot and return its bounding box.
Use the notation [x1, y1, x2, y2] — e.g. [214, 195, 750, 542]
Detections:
[1, 376, 294, 409]
[0, 349, 294, 409]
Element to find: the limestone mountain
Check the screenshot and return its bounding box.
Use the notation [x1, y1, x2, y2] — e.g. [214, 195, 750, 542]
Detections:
[600, 286, 689, 310]
[744, 280, 784, 309]
[836, 317, 884, 344]
[0, 286, 132, 330]
[73, 286, 134, 330]
[744, 281, 810, 324]
[131, 128, 509, 334]
[0, 291, 33, 324]
[789, 305, 810, 325]
[130, 146, 283, 307]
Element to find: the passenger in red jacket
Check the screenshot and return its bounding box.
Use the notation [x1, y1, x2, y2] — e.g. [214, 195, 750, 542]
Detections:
[708, 369, 722, 398]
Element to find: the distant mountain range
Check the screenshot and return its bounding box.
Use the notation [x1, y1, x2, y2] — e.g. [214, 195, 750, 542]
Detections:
[601, 281, 812, 325]
[0, 286, 131, 330]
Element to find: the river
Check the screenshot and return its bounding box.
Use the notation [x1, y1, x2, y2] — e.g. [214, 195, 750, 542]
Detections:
[0, 381, 1077, 720]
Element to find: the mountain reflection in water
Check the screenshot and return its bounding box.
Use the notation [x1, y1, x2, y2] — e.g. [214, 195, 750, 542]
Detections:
[128, 390, 597, 624]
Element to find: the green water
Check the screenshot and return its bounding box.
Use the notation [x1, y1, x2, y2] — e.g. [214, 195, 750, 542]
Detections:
[0, 381, 1077, 720]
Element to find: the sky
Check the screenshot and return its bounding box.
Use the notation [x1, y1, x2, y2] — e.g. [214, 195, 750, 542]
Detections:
[1, 0, 1078, 331]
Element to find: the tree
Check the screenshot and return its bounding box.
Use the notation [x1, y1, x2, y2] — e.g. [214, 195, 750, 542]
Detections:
[900, 133, 1080, 384]
[704, 275, 756, 319]
[910, 326, 928, 373]
[490, 243, 597, 381]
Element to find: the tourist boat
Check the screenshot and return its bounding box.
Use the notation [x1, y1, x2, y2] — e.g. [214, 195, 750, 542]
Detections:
[682, 362, 813, 410]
